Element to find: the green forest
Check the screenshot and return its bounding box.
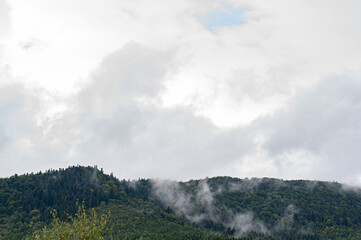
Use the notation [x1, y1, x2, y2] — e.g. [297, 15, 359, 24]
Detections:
[1, 166, 361, 239]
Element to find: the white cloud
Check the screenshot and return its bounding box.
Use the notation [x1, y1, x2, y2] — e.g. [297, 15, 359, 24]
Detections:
[259, 75, 361, 183]
[1, 0, 361, 185]
[0, 82, 45, 175]
[218, 74, 361, 184]
[162, 0, 361, 126]
[70, 43, 254, 180]
[0, 0, 11, 71]
[0, 0, 11, 41]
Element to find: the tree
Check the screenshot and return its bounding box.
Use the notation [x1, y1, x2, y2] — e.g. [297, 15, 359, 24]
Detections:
[29, 203, 111, 240]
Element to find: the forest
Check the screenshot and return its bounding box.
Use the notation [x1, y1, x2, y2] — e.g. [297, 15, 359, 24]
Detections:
[1, 166, 361, 239]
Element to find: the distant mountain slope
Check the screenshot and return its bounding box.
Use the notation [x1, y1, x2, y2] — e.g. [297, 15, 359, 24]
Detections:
[1, 166, 361, 239]
[154, 177, 361, 239]
[0, 166, 233, 240]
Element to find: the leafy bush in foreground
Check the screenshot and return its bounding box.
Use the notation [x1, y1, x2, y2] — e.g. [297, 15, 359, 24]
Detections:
[28, 203, 110, 240]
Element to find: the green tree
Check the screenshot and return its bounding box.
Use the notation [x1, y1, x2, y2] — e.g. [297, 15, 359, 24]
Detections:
[29, 203, 111, 240]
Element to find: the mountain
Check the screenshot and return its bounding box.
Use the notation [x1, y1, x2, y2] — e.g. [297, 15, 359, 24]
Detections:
[1, 166, 361, 239]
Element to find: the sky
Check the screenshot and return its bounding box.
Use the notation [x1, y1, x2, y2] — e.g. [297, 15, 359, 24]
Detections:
[1, 0, 361, 185]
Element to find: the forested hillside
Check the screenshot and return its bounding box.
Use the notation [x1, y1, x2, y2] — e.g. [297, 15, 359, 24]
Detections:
[1, 166, 361, 239]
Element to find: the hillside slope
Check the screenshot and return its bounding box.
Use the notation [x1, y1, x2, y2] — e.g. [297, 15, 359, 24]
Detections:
[0, 166, 233, 239]
[1, 166, 361, 239]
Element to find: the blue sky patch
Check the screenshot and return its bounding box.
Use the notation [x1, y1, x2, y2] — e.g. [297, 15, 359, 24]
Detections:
[199, 3, 248, 31]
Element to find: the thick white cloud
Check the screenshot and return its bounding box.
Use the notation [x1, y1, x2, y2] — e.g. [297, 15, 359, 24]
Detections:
[0, 0, 11, 70]
[70, 43, 254, 180]
[0, 82, 44, 175]
[165, 0, 361, 126]
[0, 0, 11, 41]
[259, 76, 361, 183]
[215, 74, 361, 184]
[1, 0, 361, 184]
[0, 82, 83, 176]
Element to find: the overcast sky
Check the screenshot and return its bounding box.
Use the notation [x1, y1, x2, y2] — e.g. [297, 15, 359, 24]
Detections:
[1, 0, 361, 184]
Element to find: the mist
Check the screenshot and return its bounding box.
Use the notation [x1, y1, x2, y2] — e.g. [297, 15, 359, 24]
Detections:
[151, 178, 302, 237]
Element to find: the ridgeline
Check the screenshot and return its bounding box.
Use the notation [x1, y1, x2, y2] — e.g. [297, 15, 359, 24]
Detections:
[1, 166, 361, 239]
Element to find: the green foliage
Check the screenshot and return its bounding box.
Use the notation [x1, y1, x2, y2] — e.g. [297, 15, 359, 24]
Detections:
[29, 203, 110, 240]
[2, 166, 361, 239]
[97, 199, 236, 240]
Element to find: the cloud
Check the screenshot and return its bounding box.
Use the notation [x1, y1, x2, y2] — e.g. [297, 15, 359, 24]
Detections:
[152, 179, 301, 237]
[5, 0, 361, 126]
[72, 42, 254, 180]
[80, 42, 173, 105]
[0, 77, 77, 177]
[162, 0, 361, 126]
[151, 179, 196, 220]
[1, 0, 361, 186]
[0, 0, 11, 68]
[2, 42, 361, 185]
[257, 75, 361, 183]
[0, 0, 11, 41]
[0, 41, 254, 180]
[230, 212, 269, 237]
[0, 82, 42, 175]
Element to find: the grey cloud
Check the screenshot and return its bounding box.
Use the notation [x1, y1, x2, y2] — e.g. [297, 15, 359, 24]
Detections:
[0, 0, 11, 41]
[18, 38, 47, 51]
[0, 83, 43, 175]
[72, 42, 254, 180]
[228, 65, 296, 103]
[82, 41, 173, 107]
[0, 77, 77, 177]
[0, 0, 11, 68]
[0, 0, 360, 191]
[0, 83, 38, 138]
[259, 76, 361, 183]
[0, 42, 254, 180]
[41, 46, 361, 186]
[3, 38, 361, 187]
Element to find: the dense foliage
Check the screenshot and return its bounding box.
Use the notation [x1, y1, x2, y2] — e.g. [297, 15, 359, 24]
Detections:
[179, 177, 361, 239]
[1, 166, 361, 239]
[0, 166, 117, 238]
[28, 203, 110, 240]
